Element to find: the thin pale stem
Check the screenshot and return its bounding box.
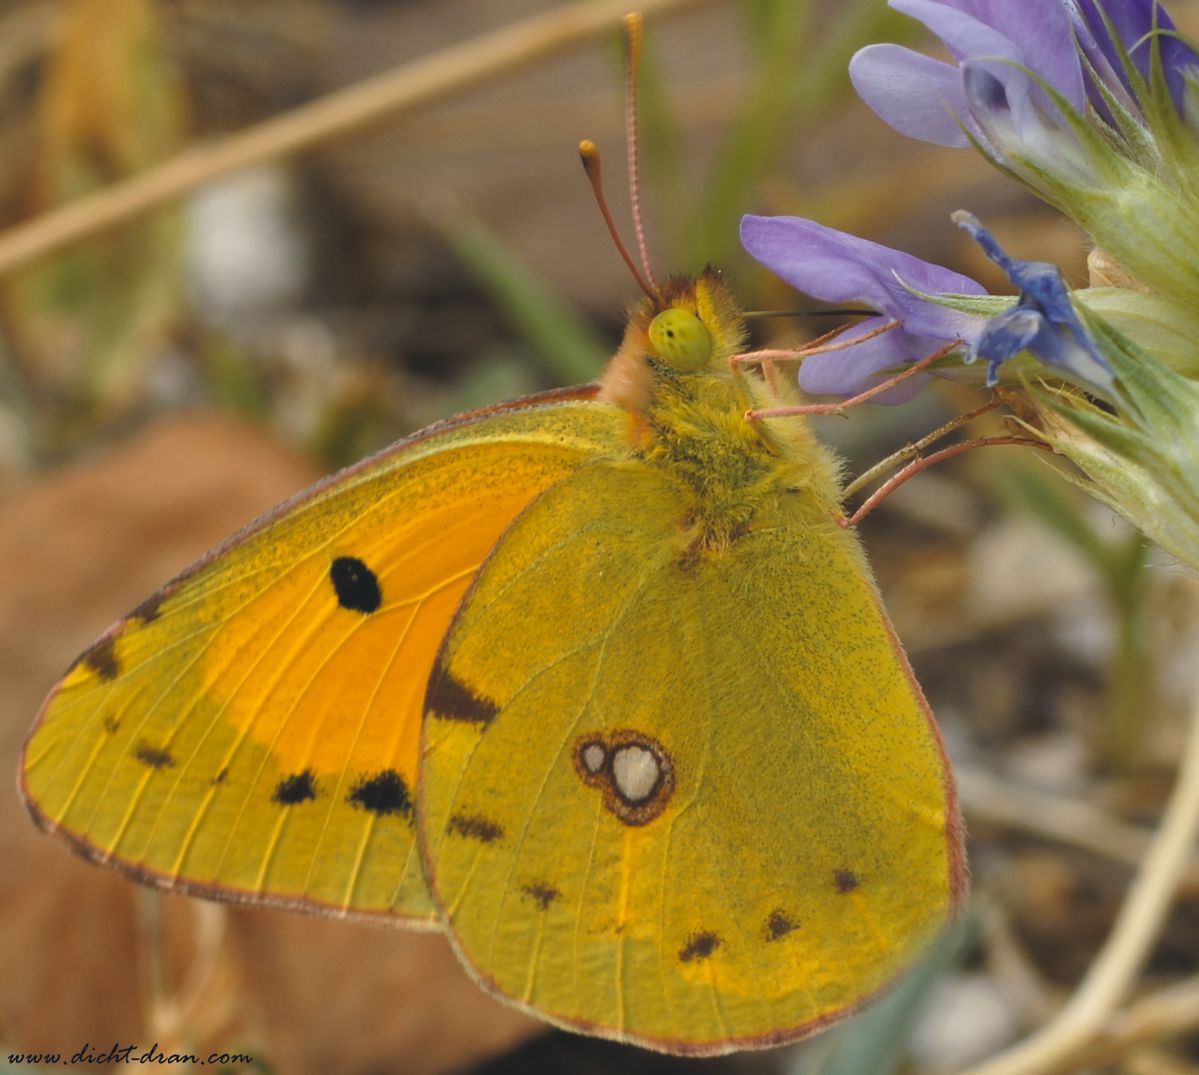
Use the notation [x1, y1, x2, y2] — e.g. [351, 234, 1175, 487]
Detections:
[1077, 974, 1199, 1066]
[155, 902, 230, 1044]
[956, 672, 1199, 1075]
[0, 0, 709, 277]
[957, 765, 1199, 882]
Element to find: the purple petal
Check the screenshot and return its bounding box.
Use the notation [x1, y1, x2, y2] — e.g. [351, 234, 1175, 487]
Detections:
[955, 210, 1099, 352]
[1075, 0, 1199, 110]
[965, 56, 1088, 163]
[971, 307, 1045, 384]
[1071, 8, 1143, 118]
[953, 208, 1015, 272]
[959, 61, 1088, 167]
[740, 214, 986, 341]
[850, 45, 971, 146]
[1034, 323, 1116, 389]
[798, 318, 933, 403]
[891, 0, 1085, 108]
[955, 211, 1114, 390]
[852, 0, 1085, 152]
[974, 308, 1113, 389]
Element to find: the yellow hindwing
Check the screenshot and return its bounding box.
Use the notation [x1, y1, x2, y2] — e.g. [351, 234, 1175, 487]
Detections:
[420, 457, 962, 1052]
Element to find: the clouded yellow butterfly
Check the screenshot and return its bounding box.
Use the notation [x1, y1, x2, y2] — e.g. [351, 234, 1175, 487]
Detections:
[20, 14, 965, 1056]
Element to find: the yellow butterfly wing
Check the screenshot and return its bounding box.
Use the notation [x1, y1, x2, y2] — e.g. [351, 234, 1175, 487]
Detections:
[419, 458, 965, 1052]
[21, 387, 625, 925]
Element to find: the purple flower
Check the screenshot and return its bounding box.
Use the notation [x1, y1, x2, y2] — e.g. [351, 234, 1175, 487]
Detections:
[740, 214, 986, 401]
[851, 1, 1199, 155]
[849, 0, 1085, 154]
[953, 211, 1114, 390]
[1073, 0, 1199, 115]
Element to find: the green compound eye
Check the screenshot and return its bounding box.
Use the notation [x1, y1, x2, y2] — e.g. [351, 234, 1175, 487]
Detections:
[648, 308, 712, 372]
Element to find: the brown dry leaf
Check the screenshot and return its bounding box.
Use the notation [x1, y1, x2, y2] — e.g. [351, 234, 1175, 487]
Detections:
[0, 415, 540, 1074]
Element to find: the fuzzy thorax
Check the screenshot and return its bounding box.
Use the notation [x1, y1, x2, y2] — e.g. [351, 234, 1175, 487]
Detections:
[598, 269, 845, 554]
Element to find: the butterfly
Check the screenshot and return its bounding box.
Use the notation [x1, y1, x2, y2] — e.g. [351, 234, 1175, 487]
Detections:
[19, 15, 965, 1058]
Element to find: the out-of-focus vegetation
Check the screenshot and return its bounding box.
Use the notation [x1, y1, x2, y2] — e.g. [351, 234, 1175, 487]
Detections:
[2, 3, 1199, 1075]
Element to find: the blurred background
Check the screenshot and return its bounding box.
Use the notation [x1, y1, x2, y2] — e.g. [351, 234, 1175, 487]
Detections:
[2, 1, 1199, 1072]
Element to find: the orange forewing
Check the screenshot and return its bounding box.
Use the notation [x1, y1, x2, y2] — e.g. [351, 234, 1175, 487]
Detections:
[21, 386, 623, 924]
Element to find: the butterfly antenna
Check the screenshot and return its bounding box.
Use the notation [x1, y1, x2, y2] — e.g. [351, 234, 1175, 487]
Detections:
[579, 140, 656, 300]
[621, 12, 659, 298]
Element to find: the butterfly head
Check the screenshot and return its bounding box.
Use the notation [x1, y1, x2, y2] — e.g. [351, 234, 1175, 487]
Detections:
[643, 269, 747, 375]
[598, 268, 749, 421]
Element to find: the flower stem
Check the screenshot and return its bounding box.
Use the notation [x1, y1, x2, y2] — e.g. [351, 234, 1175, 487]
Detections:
[956, 668, 1199, 1075]
[1100, 539, 1152, 771]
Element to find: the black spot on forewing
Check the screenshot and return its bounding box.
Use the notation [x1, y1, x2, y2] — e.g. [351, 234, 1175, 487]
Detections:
[426, 663, 499, 725]
[521, 882, 561, 910]
[273, 770, 318, 805]
[134, 742, 174, 769]
[212, 768, 228, 785]
[82, 638, 120, 681]
[103, 716, 120, 736]
[329, 556, 382, 614]
[835, 869, 860, 894]
[679, 932, 722, 963]
[348, 770, 413, 818]
[766, 910, 799, 941]
[448, 813, 504, 843]
[129, 591, 167, 624]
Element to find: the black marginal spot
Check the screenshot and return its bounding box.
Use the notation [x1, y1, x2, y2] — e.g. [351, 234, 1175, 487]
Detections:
[329, 556, 382, 614]
[835, 868, 860, 894]
[83, 639, 120, 682]
[129, 591, 166, 624]
[521, 882, 561, 910]
[679, 931, 722, 963]
[426, 663, 499, 725]
[134, 742, 174, 769]
[273, 769, 318, 805]
[348, 770, 413, 819]
[448, 813, 504, 844]
[766, 910, 800, 941]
